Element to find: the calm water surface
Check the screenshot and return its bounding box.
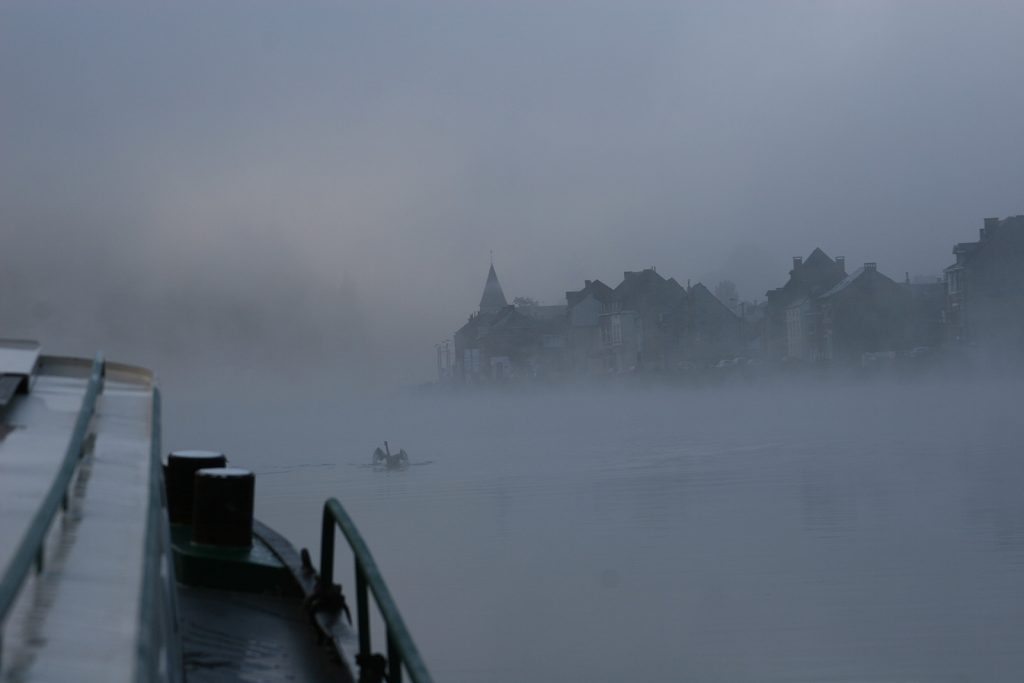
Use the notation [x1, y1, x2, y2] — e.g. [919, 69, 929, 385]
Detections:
[168, 377, 1024, 682]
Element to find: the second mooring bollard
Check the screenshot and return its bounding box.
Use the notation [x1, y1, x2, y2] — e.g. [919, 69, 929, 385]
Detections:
[192, 467, 255, 548]
[165, 450, 227, 524]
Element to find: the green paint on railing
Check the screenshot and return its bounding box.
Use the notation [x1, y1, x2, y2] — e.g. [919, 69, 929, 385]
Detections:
[134, 387, 183, 683]
[321, 497, 435, 683]
[0, 354, 105, 625]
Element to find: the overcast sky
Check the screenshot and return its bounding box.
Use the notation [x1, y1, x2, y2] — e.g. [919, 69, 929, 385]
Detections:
[2, 1, 1023, 383]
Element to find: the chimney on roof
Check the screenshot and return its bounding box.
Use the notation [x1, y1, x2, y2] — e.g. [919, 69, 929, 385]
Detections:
[836, 256, 845, 274]
[864, 262, 877, 272]
[982, 217, 999, 241]
[793, 256, 803, 270]
[585, 280, 592, 288]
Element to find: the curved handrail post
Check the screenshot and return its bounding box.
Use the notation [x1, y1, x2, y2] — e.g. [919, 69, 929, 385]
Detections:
[355, 563, 371, 659]
[387, 625, 404, 683]
[320, 497, 434, 683]
[320, 503, 336, 586]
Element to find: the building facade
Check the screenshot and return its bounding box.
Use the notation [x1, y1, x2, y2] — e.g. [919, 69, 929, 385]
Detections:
[764, 249, 847, 361]
[944, 215, 1024, 357]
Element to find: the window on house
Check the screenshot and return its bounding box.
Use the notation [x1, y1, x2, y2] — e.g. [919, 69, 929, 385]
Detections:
[468, 348, 480, 373]
[611, 316, 622, 345]
[948, 271, 961, 294]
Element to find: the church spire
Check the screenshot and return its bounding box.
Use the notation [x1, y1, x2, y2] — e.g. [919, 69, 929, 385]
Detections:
[479, 262, 508, 314]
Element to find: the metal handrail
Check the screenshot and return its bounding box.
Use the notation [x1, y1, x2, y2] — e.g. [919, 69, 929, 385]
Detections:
[321, 498, 434, 683]
[0, 353, 105, 625]
[134, 386, 161, 683]
[133, 388, 183, 683]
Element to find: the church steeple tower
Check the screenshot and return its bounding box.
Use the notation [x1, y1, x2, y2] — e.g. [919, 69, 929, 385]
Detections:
[479, 262, 508, 314]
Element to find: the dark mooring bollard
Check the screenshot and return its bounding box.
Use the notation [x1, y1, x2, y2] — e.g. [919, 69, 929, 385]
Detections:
[166, 450, 227, 524]
[192, 467, 255, 548]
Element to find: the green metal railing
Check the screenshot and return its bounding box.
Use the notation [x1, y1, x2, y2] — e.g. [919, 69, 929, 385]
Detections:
[133, 388, 183, 683]
[321, 498, 434, 683]
[0, 353, 105, 663]
[134, 386, 162, 682]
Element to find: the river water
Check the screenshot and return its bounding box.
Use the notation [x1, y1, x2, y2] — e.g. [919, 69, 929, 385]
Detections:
[167, 375, 1024, 682]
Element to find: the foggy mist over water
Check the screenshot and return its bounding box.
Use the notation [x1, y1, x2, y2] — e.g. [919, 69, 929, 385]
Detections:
[169, 379, 1024, 682]
[4, 2, 1024, 681]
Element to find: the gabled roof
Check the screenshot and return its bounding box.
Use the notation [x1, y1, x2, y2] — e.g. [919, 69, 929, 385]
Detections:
[819, 264, 898, 299]
[819, 267, 864, 299]
[665, 278, 687, 296]
[565, 279, 614, 308]
[804, 247, 834, 269]
[613, 268, 685, 310]
[688, 281, 713, 298]
[479, 264, 508, 314]
[767, 247, 846, 303]
[690, 282, 739, 318]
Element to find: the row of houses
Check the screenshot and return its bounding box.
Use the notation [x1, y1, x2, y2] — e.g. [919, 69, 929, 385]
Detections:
[448, 215, 1024, 382]
[450, 263, 746, 382]
[763, 249, 945, 364]
[769, 215, 1024, 365]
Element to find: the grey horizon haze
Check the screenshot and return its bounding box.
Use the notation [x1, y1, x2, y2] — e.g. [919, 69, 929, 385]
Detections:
[2, 1, 1023, 384]
[5, 6, 1024, 683]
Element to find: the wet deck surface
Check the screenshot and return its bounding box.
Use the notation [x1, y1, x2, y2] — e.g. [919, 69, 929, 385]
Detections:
[179, 585, 346, 683]
[0, 372, 83, 573]
[0, 362, 154, 683]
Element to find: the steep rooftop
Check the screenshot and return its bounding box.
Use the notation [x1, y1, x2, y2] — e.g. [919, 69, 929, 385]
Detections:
[479, 264, 509, 314]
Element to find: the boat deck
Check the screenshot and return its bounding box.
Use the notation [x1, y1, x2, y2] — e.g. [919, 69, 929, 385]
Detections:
[0, 343, 422, 683]
[0, 356, 155, 683]
[179, 584, 343, 682]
